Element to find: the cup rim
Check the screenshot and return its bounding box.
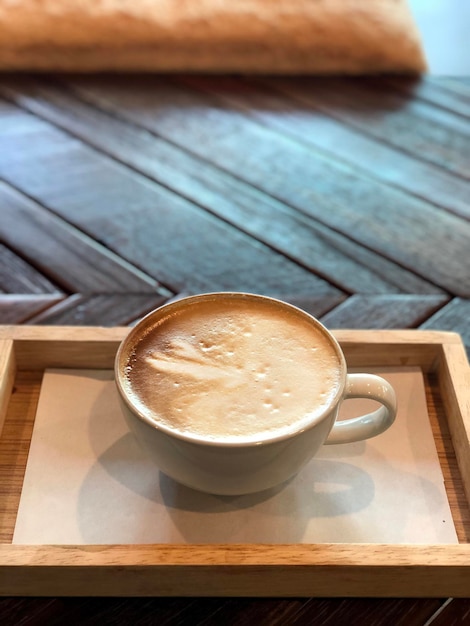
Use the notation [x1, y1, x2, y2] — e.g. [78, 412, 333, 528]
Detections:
[114, 292, 347, 448]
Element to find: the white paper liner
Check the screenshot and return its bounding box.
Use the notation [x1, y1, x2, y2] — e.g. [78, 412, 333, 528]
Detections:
[13, 367, 457, 545]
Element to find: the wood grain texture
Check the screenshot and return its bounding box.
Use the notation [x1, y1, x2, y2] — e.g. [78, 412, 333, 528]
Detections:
[382, 77, 470, 119]
[0, 244, 61, 294]
[429, 77, 470, 99]
[320, 295, 450, 329]
[0, 596, 448, 626]
[0, 329, 469, 598]
[260, 77, 470, 180]
[426, 371, 470, 544]
[0, 340, 15, 436]
[0, 326, 127, 370]
[40, 75, 470, 296]
[0, 596, 205, 626]
[0, 182, 163, 295]
[421, 299, 470, 355]
[26, 294, 169, 326]
[0, 71, 468, 619]
[0, 370, 40, 544]
[196, 597, 446, 626]
[0, 77, 442, 296]
[438, 342, 470, 517]
[179, 75, 470, 221]
[430, 598, 470, 625]
[1, 544, 470, 597]
[0, 100, 338, 299]
[0, 295, 64, 324]
[280, 295, 346, 319]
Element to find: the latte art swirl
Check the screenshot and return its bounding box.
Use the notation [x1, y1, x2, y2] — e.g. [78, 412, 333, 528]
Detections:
[123, 297, 342, 443]
[145, 338, 246, 387]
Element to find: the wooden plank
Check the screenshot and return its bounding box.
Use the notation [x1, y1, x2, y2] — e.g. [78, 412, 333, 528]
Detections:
[427, 77, 470, 102]
[425, 370, 470, 545]
[0, 244, 61, 294]
[341, 329, 466, 377]
[259, 76, 470, 180]
[185, 598, 312, 626]
[0, 294, 64, 324]
[438, 341, 470, 511]
[0, 183, 164, 295]
[0, 79, 445, 296]
[0, 102, 339, 299]
[380, 77, 470, 119]
[198, 597, 446, 626]
[30, 74, 469, 297]
[280, 295, 346, 319]
[0, 370, 40, 543]
[429, 598, 470, 625]
[0, 326, 128, 370]
[26, 293, 168, 326]
[0, 340, 15, 436]
[320, 295, 450, 330]
[0, 596, 446, 626]
[181, 75, 469, 221]
[0, 597, 202, 626]
[4, 326, 118, 370]
[1, 544, 470, 597]
[421, 298, 470, 355]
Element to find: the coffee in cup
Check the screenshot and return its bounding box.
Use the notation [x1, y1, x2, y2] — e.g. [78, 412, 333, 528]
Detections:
[115, 293, 396, 495]
[122, 295, 342, 443]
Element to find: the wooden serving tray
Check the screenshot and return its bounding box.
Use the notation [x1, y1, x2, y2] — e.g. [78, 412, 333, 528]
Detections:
[0, 326, 469, 598]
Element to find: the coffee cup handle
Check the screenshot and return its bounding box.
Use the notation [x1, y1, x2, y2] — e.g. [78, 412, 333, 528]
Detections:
[325, 374, 397, 445]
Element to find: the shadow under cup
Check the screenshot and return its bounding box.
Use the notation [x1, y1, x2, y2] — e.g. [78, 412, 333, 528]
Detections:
[114, 292, 397, 495]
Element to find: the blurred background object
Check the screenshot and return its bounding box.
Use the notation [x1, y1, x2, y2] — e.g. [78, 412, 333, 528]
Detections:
[0, 0, 427, 73]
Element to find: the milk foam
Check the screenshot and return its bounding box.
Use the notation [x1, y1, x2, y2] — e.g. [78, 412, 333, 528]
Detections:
[124, 298, 342, 442]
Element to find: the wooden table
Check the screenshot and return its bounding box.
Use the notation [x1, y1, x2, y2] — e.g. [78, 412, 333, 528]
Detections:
[0, 73, 469, 624]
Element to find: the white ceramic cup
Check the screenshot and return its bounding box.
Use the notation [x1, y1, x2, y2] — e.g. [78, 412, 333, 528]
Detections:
[115, 293, 397, 495]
